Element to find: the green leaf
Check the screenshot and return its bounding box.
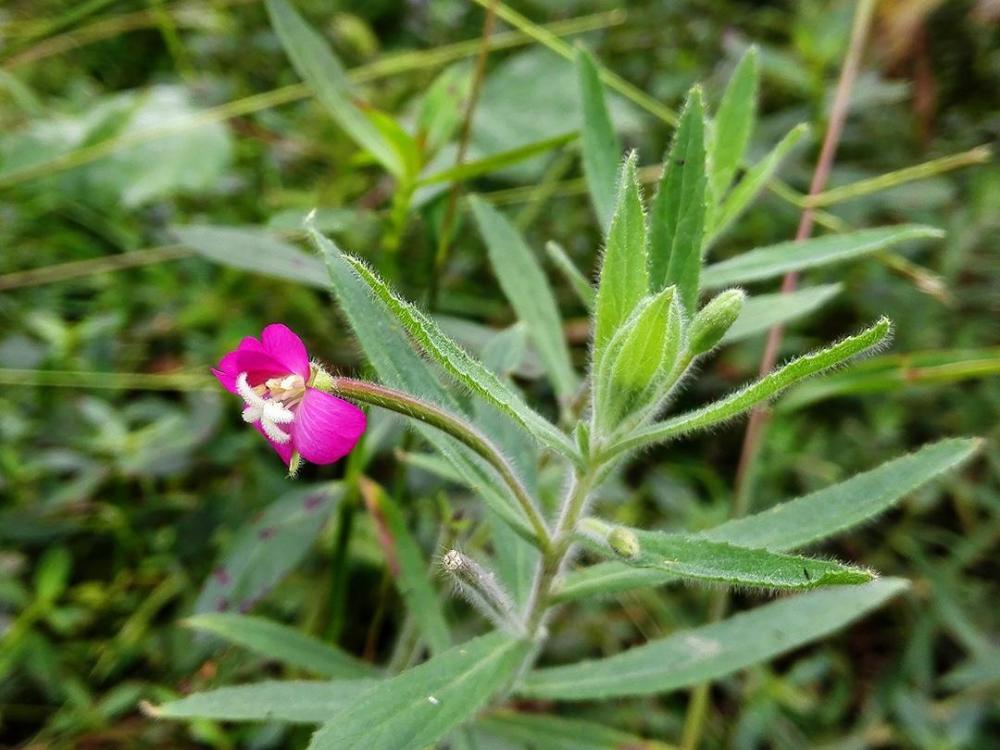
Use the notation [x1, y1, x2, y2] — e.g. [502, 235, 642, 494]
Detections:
[470, 197, 578, 399]
[185, 614, 377, 679]
[722, 284, 841, 344]
[152, 680, 377, 724]
[593, 152, 649, 361]
[649, 86, 708, 311]
[710, 47, 758, 200]
[194, 484, 341, 616]
[327, 236, 575, 459]
[545, 240, 595, 310]
[418, 133, 576, 186]
[605, 318, 891, 457]
[309, 227, 535, 540]
[308, 632, 529, 750]
[174, 225, 326, 287]
[706, 123, 808, 246]
[705, 437, 981, 550]
[265, 0, 403, 176]
[477, 709, 672, 750]
[363, 480, 452, 655]
[416, 64, 471, 158]
[778, 348, 1000, 410]
[521, 579, 908, 699]
[579, 519, 872, 590]
[576, 47, 622, 231]
[477, 327, 540, 606]
[557, 438, 978, 601]
[702, 225, 944, 288]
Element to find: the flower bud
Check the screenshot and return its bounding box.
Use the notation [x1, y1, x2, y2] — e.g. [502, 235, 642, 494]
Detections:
[608, 527, 640, 559]
[441, 549, 519, 633]
[687, 289, 745, 356]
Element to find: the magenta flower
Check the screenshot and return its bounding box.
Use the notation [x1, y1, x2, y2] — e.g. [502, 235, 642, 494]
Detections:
[212, 323, 366, 467]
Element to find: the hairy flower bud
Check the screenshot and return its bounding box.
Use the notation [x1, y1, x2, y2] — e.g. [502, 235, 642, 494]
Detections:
[441, 549, 520, 633]
[608, 526, 640, 559]
[687, 289, 745, 356]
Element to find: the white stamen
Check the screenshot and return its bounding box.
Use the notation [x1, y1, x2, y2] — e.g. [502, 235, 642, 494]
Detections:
[260, 418, 292, 444]
[236, 372, 294, 444]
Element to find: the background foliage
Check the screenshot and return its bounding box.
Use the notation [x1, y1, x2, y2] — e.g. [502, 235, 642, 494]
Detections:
[1, 0, 998, 748]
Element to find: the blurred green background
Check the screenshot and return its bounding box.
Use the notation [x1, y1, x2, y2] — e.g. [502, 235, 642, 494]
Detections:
[1, 0, 997, 747]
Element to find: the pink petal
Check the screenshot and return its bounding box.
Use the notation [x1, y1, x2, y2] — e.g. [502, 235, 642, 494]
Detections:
[249, 412, 295, 466]
[218, 349, 292, 392]
[292, 388, 366, 465]
[236, 336, 266, 353]
[261, 323, 310, 380]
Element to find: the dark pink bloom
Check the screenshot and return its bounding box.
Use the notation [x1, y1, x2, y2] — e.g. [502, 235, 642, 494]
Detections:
[212, 324, 366, 466]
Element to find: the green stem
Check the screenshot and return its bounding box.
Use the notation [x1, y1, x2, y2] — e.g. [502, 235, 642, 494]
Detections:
[523, 467, 595, 636]
[318, 376, 552, 553]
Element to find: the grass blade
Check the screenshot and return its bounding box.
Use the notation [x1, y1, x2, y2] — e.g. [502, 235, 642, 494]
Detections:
[470, 197, 578, 399]
[265, 0, 403, 176]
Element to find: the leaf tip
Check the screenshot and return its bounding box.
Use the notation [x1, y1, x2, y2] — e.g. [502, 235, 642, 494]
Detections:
[138, 700, 162, 718]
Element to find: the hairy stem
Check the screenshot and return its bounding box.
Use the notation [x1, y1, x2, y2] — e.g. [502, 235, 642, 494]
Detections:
[523, 468, 596, 637]
[319, 376, 552, 552]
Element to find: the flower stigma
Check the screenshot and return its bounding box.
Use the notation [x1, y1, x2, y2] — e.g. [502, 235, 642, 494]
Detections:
[235, 371, 306, 444]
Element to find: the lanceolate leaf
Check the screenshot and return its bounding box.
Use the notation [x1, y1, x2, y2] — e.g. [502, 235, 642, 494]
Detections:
[704, 437, 981, 550]
[545, 240, 596, 309]
[649, 87, 708, 311]
[470, 197, 578, 398]
[778, 348, 1000, 410]
[710, 47, 758, 200]
[521, 579, 908, 699]
[477, 709, 672, 750]
[702, 225, 944, 288]
[418, 133, 577, 186]
[194, 484, 341, 616]
[722, 284, 841, 344]
[593, 153, 649, 361]
[333, 246, 576, 459]
[151, 680, 378, 724]
[605, 318, 891, 457]
[265, 0, 403, 177]
[706, 123, 809, 246]
[362, 480, 452, 655]
[579, 520, 872, 590]
[308, 632, 530, 750]
[174, 225, 326, 287]
[309, 226, 535, 540]
[576, 47, 622, 231]
[185, 613, 377, 679]
[556, 438, 978, 601]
